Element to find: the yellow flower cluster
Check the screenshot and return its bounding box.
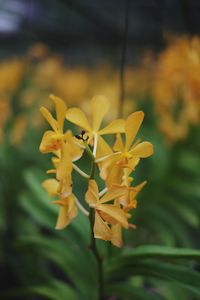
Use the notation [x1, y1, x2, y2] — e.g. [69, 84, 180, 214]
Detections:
[153, 36, 200, 143]
[0, 58, 26, 142]
[40, 95, 153, 247]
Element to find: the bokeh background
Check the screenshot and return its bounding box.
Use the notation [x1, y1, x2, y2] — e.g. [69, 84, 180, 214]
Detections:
[0, 1, 200, 299]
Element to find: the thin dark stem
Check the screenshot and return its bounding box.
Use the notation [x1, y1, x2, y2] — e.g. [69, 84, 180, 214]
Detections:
[119, 0, 130, 118]
[85, 153, 104, 300]
[89, 208, 104, 300]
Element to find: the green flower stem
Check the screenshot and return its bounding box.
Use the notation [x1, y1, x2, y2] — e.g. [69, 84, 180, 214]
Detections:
[72, 163, 90, 179]
[84, 143, 104, 299]
[89, 206, 104, 300]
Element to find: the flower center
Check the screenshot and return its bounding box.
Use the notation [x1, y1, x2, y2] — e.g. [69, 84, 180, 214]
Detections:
[75, 130, 89, 142]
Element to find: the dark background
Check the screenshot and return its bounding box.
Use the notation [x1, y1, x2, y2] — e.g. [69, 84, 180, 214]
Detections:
[1, 0, 200, 60]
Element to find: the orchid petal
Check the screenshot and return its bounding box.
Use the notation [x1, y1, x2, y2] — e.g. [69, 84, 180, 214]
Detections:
[96, 204, 129, 228]
[55, 206, 71, 229]
[113, 133, 124, 152]
[130, 181, 147, 199]
[111, 224, 123, 248]
[40, 107, 57, 132]
[55, 195, 77, 229]
[50, 94, 67, 133]
[39, 130, 62, 153]
[126, 157, 140, 173]
[96, 136, 112, 159]
[94, 212, 112, 241]
[99, 153, 121, 181]
[66, 107, 91, 132]
[130, 141, 154, 158]
[64, 130, 83, 161]
[92, 95, 110, 131]
[106, 164, 124, 188]
[125, 111, 144, 151]
[99, 189, 125, 204]
[42, 178, 59, 196]
[59, 177, 72, 197]
[98, 119, 125, 135]
[56, 142, 72, 180]
[85, 180, 99, 205]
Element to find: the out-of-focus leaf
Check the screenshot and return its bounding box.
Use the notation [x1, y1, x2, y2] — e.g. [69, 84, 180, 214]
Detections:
[18, 235, 97, 300]
[29, 280, 80, 300]
[149, 222, 176, 246]
[167, 201, 199, 228]
[106, 260, 200, 296]
[2, 280, 80, 300]
[106, 283, 162, 300]
[170, 179, 200, 199]
[177, 150, 200, 176]
[122, 245, 200, 260]
[151, 280, 190, 300]
[141, 207, 193, 247]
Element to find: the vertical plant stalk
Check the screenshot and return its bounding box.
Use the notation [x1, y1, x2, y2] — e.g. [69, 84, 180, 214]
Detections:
[89, 205, 104, 300]
[85, 144, 104, 300]
[119, 0, 130, 118]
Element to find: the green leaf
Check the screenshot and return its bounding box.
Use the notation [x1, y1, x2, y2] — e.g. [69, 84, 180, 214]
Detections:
[167, 201, 199, 228]
[106, 260, 200, 296]
[151, 280, 190, 300]
[18, 235, 97, 300]
[141, 207, 193, 247]
[149, 222, 176, 246]
[106, 283, 162, 300]
[177, 150, 200, 176]
[122, 245, 200, 260]
[2, 280, 80, 300]
[29, 280, 80, 300]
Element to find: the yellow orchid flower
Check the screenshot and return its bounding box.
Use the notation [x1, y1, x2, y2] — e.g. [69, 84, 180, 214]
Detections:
[42, 178, 60, 197]
[48, 130, 84, 169]
[113, 180, 146, 211]
[39, 93, 154, 251]
[108, 180, 145, 247]
[52, 195, 78, 229]
[65, 95, 125, 156]
[98, 111, 154, 186]
[114, 111, 154, 165]
[42, 178, 77, 229]
[85, 180, 130, 243]
[46, 130, 84, 193]
[110, 223, 123, 247]
[56, 131, 83, 177]
[39, 95, 67, 153]
[42, 128, 88, 228]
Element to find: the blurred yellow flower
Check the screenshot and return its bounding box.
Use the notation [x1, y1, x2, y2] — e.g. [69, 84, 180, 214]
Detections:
[153, 36, 200, 142]
[0, 58, 25, 94]
[0, 97, 12, 142]
[54, 67, 90, 105]
[10, 114, 27, 145]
